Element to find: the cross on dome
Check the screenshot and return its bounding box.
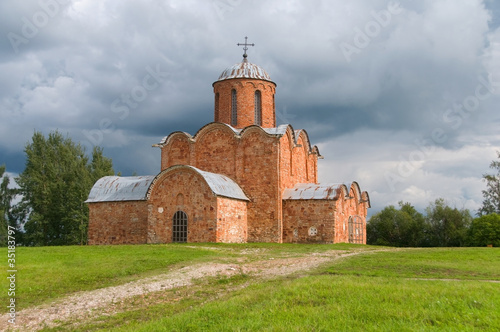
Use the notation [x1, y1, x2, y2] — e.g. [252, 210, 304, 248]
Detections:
[237, 36, 254, 60]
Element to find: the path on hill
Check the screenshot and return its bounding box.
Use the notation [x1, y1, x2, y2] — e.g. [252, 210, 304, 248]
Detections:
[2, 248, 377, 331]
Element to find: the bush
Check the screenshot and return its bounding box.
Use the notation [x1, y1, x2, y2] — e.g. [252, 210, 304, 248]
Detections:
[367, 202, 426, 247]
[467, 214, 500, 247]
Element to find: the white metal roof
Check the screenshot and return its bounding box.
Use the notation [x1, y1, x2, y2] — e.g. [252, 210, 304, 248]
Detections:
[187, 166, 249, 201]
[216, 59, 273, 83]
[86, 166, 249, 203]
[86, 176, 155, 203]
[262, 124, 289, 136]
[282, 183, 346, 200]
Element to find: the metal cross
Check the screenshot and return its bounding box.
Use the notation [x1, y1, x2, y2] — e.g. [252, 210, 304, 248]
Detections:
[237, 36, 254, 59]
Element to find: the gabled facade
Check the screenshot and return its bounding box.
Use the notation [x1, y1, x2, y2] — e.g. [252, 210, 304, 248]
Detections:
[86, 52, 370, 244]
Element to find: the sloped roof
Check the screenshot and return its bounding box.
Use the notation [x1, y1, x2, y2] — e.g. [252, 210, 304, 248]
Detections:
[282, 183, 346, 200]
[86, 166, 249, 203]
[169, 166, 249, 201]
[261, 124, 289, 136]
[86, 176, 155, 203]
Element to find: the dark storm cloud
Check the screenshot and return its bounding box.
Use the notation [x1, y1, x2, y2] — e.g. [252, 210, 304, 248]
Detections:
[1, 0, 500, 213]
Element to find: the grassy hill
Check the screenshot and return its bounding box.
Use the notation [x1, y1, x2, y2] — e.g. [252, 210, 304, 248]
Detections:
[1, 244, 499, 331]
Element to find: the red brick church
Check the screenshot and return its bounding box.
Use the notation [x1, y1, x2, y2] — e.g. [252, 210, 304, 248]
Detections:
[86, 40, 370, 244]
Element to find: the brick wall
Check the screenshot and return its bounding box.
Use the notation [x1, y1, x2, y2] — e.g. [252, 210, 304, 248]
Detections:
[279, 128, 320, 193]
[216, 197, 247, 243]
[147, 168, 218, 243]
[279, 130, 292, 190]
[334, 198, 349, 243]
[88, 201, 148, 245]
[160, 124, 284, 243]
[161, 133, 191, 170]
[308, 152, 318, 184]
[282, 200, 336, 243]
[291, 135, 309, 183]
[195, 125, 237, 178]
[238, 129, 282, 242]
[333, 185, 368, 244]
[213, 79, 276, 128]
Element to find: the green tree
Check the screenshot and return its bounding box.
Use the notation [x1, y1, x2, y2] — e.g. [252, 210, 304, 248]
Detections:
[0, 165, 19, 246]
[467, 213, 500, 247]
[399, 202, 428, 246]
[89, 146, 114, 181]
[367, 202, 426, 247]
[16, 131, 114, 246]
[479, 151, 500, 215]
[425, 198, 472, 247]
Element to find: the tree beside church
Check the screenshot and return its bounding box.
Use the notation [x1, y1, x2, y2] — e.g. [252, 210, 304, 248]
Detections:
[16, 131, 114, 246]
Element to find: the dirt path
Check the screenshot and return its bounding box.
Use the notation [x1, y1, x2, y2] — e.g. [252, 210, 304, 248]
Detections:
[1, 249, 368, 331]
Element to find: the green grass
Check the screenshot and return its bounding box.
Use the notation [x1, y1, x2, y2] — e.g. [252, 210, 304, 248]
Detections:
[0, 244, 220, 311]
[0, 242, 363, 312]
[3, 245, 500, 331]
[120, 275, 499, 332]
[103, 247, 500, 332]
[327, 247, 500, 280]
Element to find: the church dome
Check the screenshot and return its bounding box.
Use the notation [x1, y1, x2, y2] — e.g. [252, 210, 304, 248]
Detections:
[216, 59, 273, 82]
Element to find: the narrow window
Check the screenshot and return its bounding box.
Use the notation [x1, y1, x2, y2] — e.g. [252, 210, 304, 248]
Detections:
[172, 211, 188, 243]
[214, 93, 220, 122]
[272, 94, 276, 126]
[254, 90, 262, 126]
[231, 89, 237, 126]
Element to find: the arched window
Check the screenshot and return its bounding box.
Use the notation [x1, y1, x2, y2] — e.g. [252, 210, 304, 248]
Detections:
[172, 211, 188, 243]
[348, 215, 364, 244]
[231, 89, 237, 126]
[214, 93, 220, 122]
[254, 90, 262, 126]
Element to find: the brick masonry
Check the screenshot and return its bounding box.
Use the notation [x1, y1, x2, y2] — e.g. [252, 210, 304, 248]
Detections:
[213, 78, 276, 128]
[87, 59, 370, 245]
[88, 201, 148, 245]
[147, 167, 218, 243]
[282, 200, 336, 243]
[158, 124, 324, 243]
[216, 198, 247, 243]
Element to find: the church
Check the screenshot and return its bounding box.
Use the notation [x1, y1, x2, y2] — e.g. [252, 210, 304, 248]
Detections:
[86, 39, 370, 244]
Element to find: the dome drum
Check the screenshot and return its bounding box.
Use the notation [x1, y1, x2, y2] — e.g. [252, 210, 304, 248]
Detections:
[213, 58, 276, 128]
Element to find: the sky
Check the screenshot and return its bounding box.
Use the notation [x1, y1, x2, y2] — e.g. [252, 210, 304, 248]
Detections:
[1, 0, 500, 217]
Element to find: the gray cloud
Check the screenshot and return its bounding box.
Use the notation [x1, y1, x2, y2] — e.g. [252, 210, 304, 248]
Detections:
[1, 0, 500, 215]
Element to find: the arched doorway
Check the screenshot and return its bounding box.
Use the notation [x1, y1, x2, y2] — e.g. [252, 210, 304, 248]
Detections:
[172, 211, 188, 243]
[348, 215, 364, 244]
